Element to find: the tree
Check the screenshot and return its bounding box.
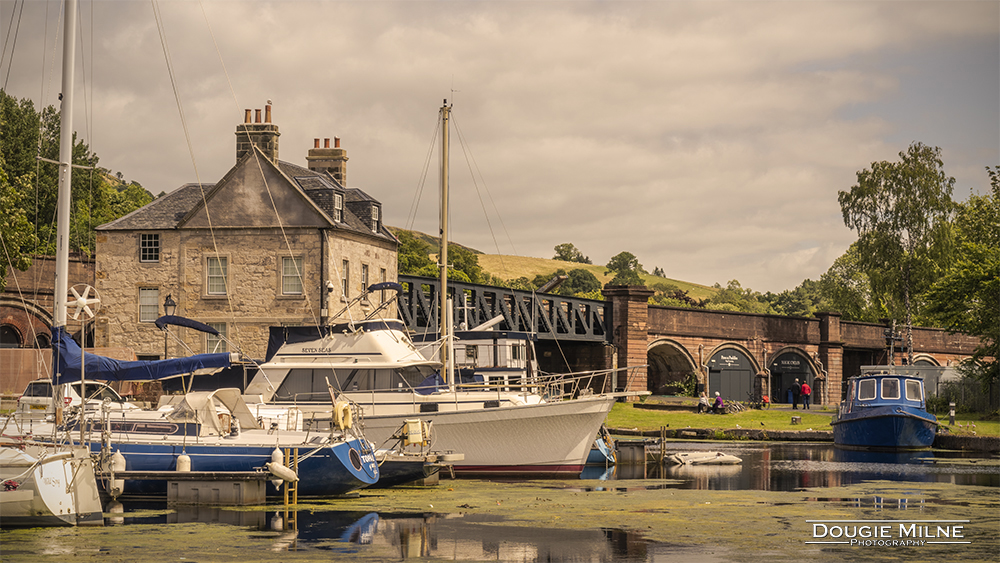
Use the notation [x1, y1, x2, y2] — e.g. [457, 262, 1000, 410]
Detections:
[817, 244, 885, 322]
[652, 266, 665, 277]
[553, 243, 591, 264]
[837, 142, 956, 362]
[0, 153, 38, 291]
[448, 245, 485, 284]
[923, 167, 1000, 386]
[704, 280, 775, 314]
[1, 90, 154, 258]
[562, 268, 601, 296]
[604, 251, 643, 286]
[397, 230, 435, 275]
[762, 279, 825, 318]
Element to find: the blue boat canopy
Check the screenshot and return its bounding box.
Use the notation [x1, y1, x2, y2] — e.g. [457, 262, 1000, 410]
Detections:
[51, 326, 235, 385]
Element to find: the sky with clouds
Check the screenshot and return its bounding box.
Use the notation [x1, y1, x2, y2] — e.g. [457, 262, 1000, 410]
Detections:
[3, 1, 997, 293]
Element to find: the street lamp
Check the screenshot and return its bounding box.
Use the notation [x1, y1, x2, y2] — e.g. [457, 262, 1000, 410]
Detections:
[163, 294, 176, 359]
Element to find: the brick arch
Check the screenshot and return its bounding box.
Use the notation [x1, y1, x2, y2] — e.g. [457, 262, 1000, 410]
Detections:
[646, 338, 698, 395]
[912, 354, 940, 366]
[706, 343, 762, 373]
[704, 343, 761, 402]
[0, 300, 52, 349]
[767, 346, 823, 405]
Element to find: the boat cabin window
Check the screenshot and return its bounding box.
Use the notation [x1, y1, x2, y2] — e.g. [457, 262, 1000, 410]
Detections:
[272, 366, 438, 400]
[881, 378, 900, 400]
[857, 379, 877, 401]
[905, 379, 923, 401]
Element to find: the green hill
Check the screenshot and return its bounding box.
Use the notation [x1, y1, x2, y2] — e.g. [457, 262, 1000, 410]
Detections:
[477, 254, 717, 300]
[389, 227, 718, 300]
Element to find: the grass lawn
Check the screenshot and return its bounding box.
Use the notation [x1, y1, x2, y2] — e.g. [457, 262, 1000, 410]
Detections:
[604, 401, 1000, 436]
[604, 402, 835, 432]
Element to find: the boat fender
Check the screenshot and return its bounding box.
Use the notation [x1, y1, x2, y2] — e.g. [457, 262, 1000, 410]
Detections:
[403, 419, 423, 446]
[421, 419, 432, 446]
[334, 400, 353, 431]
[270, 448, 284, 490]
[111, 450, 126, 495]
[176, 453, 191, 472]
[266, 461, 299, 483]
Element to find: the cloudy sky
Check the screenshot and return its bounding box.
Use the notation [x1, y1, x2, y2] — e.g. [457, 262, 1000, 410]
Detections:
[3, 1, 997, 293]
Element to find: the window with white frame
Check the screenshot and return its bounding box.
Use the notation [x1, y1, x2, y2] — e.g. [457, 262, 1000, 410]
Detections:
[361, 264, 369, 295]
[341, 259, 350, 299]
[207, 257, 228, 295]
[371, 205, 380, 232]
[334, 193, 343, 222]
[380, 268, 387, 302]
[140, 234, 160, 262]
[282, 257, 303, 295]
[138, 288, 159, 322]
[206, 322, 227, 353]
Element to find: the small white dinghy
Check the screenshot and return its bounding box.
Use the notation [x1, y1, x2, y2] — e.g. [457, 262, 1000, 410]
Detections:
[667, 451, 742, 466]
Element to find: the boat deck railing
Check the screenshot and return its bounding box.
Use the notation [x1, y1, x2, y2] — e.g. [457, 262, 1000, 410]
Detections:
[279, 365, 647, 413]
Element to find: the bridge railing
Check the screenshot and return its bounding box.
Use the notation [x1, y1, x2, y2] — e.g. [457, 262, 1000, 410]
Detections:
[397, 275, 611, 343]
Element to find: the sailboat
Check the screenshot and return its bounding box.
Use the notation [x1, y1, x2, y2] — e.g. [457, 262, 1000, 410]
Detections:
[0, 0, 103, 527]
[1, 0, 378, 502]
[246, 101, 635, 476]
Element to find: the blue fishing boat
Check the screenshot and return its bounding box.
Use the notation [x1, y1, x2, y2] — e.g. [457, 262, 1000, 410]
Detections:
[832, 370, 938, 450]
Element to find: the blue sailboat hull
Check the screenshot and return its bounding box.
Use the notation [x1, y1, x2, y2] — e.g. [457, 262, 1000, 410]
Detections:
[832, 406, 937, 450]
[91, 438, 378, 497]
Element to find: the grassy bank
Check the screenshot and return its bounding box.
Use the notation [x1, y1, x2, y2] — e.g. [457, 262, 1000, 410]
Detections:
[603, 402, 1000, 436]
[604, 402, 834, 432]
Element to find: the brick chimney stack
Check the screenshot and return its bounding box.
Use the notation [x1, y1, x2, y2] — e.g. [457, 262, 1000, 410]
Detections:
[236, 102, 280, 163]
[306, 135, 348, 186]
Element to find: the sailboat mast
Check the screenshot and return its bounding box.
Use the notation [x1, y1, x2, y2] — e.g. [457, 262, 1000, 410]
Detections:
[439, 100, 452, 386]
[53, 0, 77, 330]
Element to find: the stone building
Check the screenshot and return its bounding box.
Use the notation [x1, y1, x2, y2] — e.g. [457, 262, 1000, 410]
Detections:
[93, 105, 397, 359]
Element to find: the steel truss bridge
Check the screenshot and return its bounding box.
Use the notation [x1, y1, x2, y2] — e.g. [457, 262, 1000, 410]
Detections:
[397, 275, 610, 343]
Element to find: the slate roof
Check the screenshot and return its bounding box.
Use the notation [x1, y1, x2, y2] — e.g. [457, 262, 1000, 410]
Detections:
[98, 160, 396, 244]
[97, 183, 215, 231]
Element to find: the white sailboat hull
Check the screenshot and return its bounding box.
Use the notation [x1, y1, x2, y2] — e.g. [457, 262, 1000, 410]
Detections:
[356, 395, 616, 475]
[0, 445, 103, 527]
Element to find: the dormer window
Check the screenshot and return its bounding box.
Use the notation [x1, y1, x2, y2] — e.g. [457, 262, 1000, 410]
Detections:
[371, 204, 380, 232]
[334, 193, 343, 222]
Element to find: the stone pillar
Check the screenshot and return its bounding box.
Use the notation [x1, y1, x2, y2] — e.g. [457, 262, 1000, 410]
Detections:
[815, 311, 843, 406]
[602, 285, 654, 400]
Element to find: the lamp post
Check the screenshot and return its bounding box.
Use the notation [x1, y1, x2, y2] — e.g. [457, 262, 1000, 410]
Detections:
[163, 294, 176, 359]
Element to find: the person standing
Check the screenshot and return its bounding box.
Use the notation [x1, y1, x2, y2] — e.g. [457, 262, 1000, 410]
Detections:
[792, 378, 801, 410]
[801, 381, 812, 409]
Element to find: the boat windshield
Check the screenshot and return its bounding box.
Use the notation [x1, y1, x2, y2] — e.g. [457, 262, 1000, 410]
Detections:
[273, 366, 439, 401]
[881, 378, 900, 400]
[905, 379, 923, 401]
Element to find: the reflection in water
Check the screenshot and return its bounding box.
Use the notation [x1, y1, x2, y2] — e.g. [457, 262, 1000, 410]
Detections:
[609, 442, 999, 490]
[109, 504, 667, 561]
[90, 443, 995, 562]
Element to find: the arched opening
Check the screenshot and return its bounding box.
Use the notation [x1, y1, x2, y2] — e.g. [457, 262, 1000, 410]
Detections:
[768, 350, 818, 405]
[647, 340, 698, 396]
[1, 325, 22, 348]
[707, 347, 757, 402]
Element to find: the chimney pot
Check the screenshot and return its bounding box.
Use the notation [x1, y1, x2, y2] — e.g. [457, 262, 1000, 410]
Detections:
[255, 109, 262, 123]
[244, 109, 251, 123]
[314, 138, 320, 149]
[265, 104, 272, 123]
[334, 137, 341, 148]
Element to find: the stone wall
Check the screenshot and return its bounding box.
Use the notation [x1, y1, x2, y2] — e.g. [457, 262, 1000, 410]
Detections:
[95, 227, 397, 360]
